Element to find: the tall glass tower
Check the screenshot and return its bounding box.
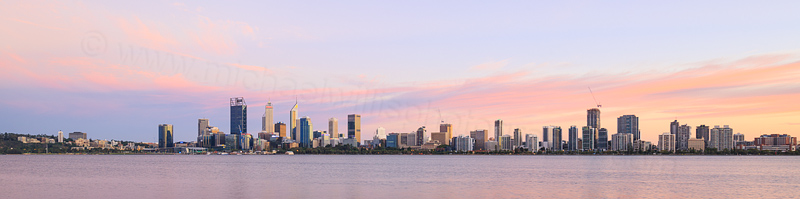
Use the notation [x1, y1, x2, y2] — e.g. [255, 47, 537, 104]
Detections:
[230, 97, 247, 135]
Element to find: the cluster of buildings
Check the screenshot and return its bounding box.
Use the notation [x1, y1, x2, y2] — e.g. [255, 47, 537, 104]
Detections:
[17, 131, 145, 151]
[151, 98, 798, 153]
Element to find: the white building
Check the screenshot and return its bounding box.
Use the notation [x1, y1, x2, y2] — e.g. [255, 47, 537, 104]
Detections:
[658, 133, 676, 152]
[485, 140, 499, 151]
[709, 125, 734, 150]
[611, 133, 632, 151]
[525, 134, 539, 152]
[500, 135, 513, 151]
[454, 135, 474, 152]
[57, 130, 63, 143]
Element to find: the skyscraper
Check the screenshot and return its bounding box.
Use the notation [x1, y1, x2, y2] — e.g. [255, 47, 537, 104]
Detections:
[598, 128, 608, 151]
[230, 97, 247, 135]
[542, 126, 551, 149]
[513, 128, 522, 148]
[611, 133, 632, 151]
[582, 126, 596, 150]
[289, 99, 298, 140]
[275, 122, 286, 138]
[440, 123, 452, 144]
[696, 125, 710, 145]
[677, 124, 692, 150]
[415, 126, 426, 146]
[494, 120, 503, 148]
[587, 108, 601, 128]
[57, 130, 63, 143]
[670, 120, 679, 135]
[568, 126, 579, 151]
[551, 126, 562, 151]
[262, 101, 274, 133]
[658, 133, 675, 152]
[500, 135, 513, 151]
[198, 118, 209, 137]
[617, 115, 639, 140]
[525, 134, 539, 152]
[329, 118, 338, 139]
[348, 114, 361, 144]
[709, 125, 733, 150]
[470, 129, 488, 150]
[298, 117, 313, 148]
[158, 124, 174, 149]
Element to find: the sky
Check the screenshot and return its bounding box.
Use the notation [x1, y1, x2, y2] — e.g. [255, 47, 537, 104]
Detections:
[1, 0, 800, 143]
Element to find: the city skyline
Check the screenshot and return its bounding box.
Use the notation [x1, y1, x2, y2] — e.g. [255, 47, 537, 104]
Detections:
[2, 1, 800, 143]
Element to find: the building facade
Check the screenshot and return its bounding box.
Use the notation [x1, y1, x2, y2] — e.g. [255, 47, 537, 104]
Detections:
[567, 126, 579, 151]
[158, 124, 174, 149]
[617, 115, 639, 141]
[658, 133, 675, 152]
[470, 129, 488, 150]
[348, 114, 361, 144]
[230, 97, 247, 135]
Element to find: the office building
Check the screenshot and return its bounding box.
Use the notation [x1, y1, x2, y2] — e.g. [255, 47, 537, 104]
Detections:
[386, 133, 400, 148]
[348, 114, 361, 144]
[617, 115, 639, 140]
[225, 134, 239, 150]
[275, 122, 286, 138]
[230, 97, 247, 135]
[709, 125, 734, 150]
[494, 120, 503, 148]
[431, 132, 447, 146]
[329, 118, 338, 139]
[567, 126, 579, 151]
[440, 123, 452, 144]
[658, 133, 675, 152]
[525, 134, 539, 152]
[158, 124, 174, 149]
[262, 101, 274, 133]
[551, 126, 562, 151]
[297, 117, 313, 148]
[598, 128, 608, 151]
[374, 127, 386, 146]
[688, 138, 705, 151]
[587, 108, 601, 128]
[611, 133, 632, 151]
[582, 126, 596, 150]
[57, 130, 63, 143]
[470, 129, 489, 150]
[406, 133, 417, 146]
[289, 100, 298, 140]
[69, 132, 87, 140]
[198, 118, 210, 137]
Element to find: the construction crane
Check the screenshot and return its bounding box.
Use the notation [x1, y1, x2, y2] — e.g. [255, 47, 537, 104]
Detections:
[588, 87, 602, 108]
[438, 108, 444, 123]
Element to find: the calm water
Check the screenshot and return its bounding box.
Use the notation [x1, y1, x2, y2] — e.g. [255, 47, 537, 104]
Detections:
[1, 155, 799, 198]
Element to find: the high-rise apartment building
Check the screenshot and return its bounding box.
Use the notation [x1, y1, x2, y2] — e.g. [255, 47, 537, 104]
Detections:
[587, 108, 601, 128]
[230, 97, 247, 135]
[658, 133, 675, 152]
[415, 126, 425, 146]
[454, 135, 474, 152]
[582, 126, 596, 150]
[696, 125, 710, 145]
[611, 133, 632, 151]
[676, 124, 692, 150]
[567, 126, 579, 151]
[262, 101, 273, 133]
[709, 125, 733, 150]
[598, 128, 608, 151]
[513, 128, 522, 148]
[348, 114, 361, 144]
[494, 120, 503, 148]
[551, 126, 562, 151]
[525, 134, 539, 152]
[542, 126, 551, 149]
[158, 124, 174, 149]
[617, 115, 639, 140]
[500, 135, 513, 151]
[57, 130, 63, 143]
